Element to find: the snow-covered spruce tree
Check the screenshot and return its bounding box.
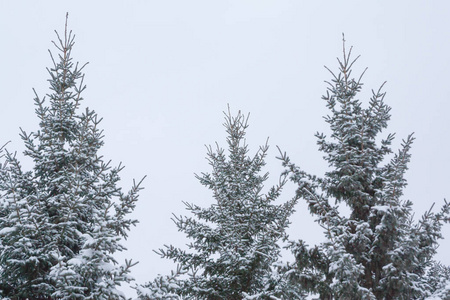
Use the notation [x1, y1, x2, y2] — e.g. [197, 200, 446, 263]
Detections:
[0, 16, 143, 299]
[426, 261, 450, 299]
[279, 40, 450, 299]
[138, 108, 300, 300]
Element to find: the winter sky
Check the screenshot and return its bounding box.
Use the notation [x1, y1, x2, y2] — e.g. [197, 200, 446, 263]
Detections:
[1, 1, 450, 296]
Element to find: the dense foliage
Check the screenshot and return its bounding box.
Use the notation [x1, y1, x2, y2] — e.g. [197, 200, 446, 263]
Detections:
[138, 109, 299, 299]
[0, 17, 143, 299]
[1, 18, 449, 300]
[279, 41, 450, 299]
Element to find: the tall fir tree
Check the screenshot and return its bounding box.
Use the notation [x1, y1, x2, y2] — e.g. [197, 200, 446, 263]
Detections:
[279, 38, 450, 299]
[138, 108, 300, 300]
[0, 15, 143, 299]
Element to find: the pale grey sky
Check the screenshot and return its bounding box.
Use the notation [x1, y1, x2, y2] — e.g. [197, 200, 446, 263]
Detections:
[1, 1, 449, 297]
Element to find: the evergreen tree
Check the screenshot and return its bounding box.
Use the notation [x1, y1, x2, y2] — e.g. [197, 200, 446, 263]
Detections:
[279, 39, 450, 299]
[138, 108, 300, 300]
[0, 15, 143, 299]
[426, 261, 450, 299]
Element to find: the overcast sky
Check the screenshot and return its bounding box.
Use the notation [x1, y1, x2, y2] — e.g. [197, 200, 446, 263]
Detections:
[1, 1, 450, 297]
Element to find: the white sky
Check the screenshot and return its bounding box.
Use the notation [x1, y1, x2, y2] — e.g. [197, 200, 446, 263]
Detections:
[1, 1, 449, 297]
